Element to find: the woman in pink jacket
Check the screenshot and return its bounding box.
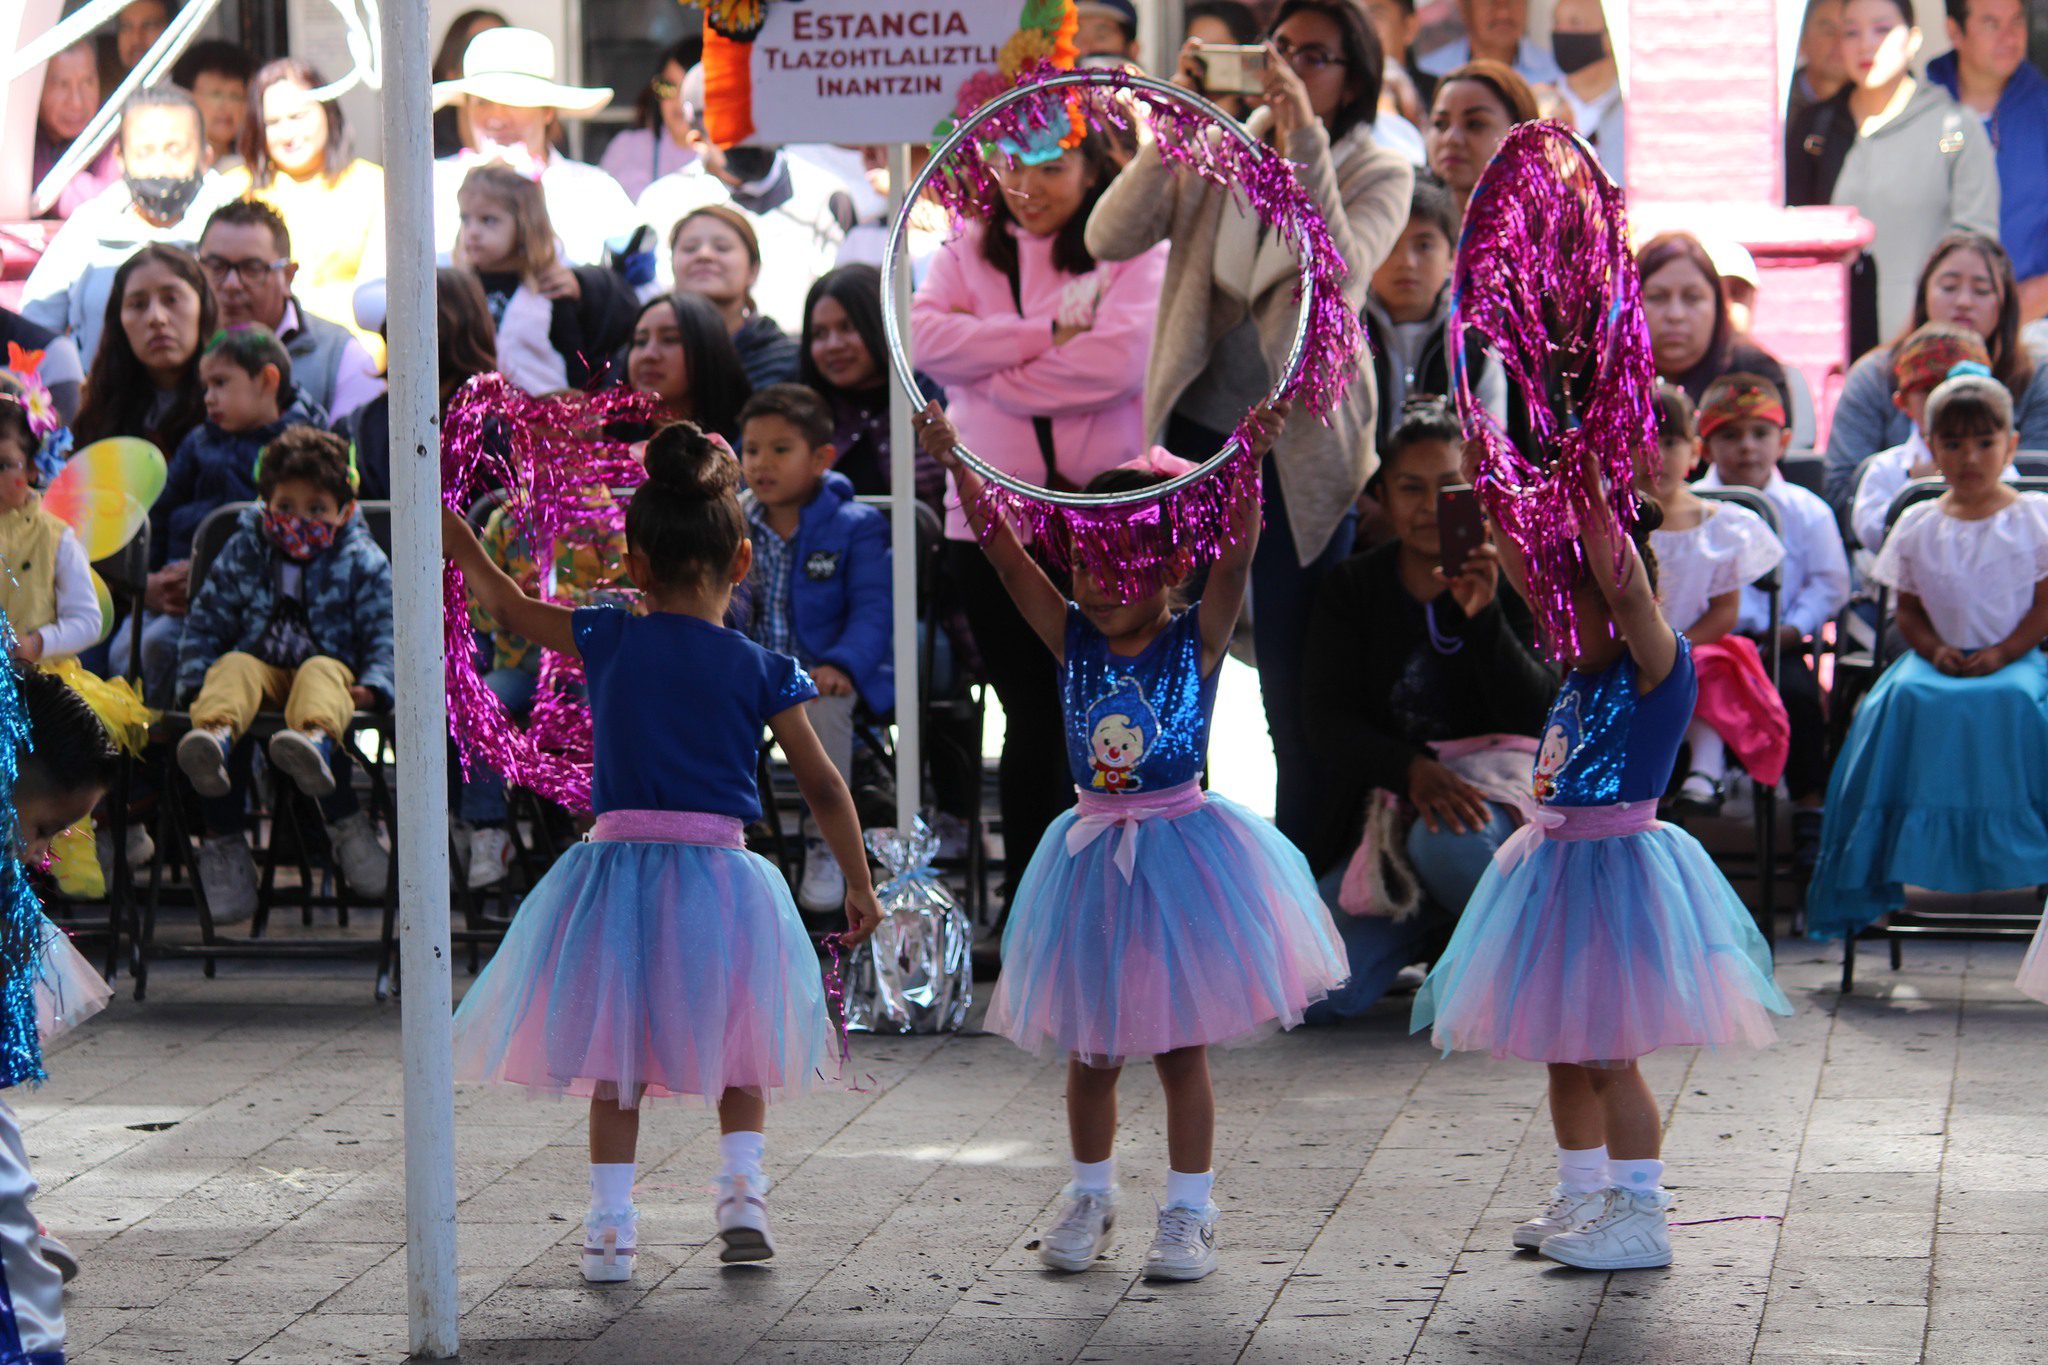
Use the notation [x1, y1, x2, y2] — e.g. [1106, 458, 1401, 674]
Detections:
[911, 128, 1167, 916]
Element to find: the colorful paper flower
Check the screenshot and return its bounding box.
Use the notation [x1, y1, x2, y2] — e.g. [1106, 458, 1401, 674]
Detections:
[999, 29, 1056, 78]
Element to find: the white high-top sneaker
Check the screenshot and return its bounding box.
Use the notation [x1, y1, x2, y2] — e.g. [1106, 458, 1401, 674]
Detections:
[1539, 1186, 1674, 1270]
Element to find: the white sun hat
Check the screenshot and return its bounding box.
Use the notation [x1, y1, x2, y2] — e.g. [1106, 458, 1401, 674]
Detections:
[430, 28, 613, 117]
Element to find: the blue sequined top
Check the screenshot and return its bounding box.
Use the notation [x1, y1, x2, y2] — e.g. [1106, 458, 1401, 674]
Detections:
[1531, 637, 1697, 807]
[1060, 605, 1217, 792]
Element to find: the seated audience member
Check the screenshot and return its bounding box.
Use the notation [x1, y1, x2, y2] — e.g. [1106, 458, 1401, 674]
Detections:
[1825, 233, 2048, 511]
[1695, 374, 1851, 869]
[1807, 373, 2048, 939]
[337, 268, 498, 503]
[667, 206, 801, 390]
[222, 59, 388, 357]
[169, 40, 253, 173]
[1416, 0, 1562, 87]
[798, 265, 945, 508]
[428, 28, 637, 267]
[1851, 324, 2009, 554]
[0, 310, 83, 426]
[1639, 385, 1789, 814]
[32, 40, 121, 221]
[198, 201, 381, 422]
[1640, 233, 1796, 428]
[1547, 0, 1623, 179]
[1300, 398, 1555, 1018]
[174, 428, 393, 920]
[430, 9, 510, 159]
[1425, 60, 1538, 218]
[618, 292, 753, 446]
[738, 385, 893, 914]
[1929, 0, 2048, 325]
[20, 88, 237, 363]
[1364, 173, 1504, 445]
[1786, 0, 1998, 345]
[452, 165, 636, 395]
[599, 40, 702, 202]
[635, 65, 852, 333]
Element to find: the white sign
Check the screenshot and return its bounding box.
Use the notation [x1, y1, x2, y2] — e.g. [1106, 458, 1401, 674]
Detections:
[717, 0, 1024, 146]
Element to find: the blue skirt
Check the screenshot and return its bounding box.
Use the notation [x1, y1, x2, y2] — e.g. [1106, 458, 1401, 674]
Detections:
[986, 792, 1349, 1064]
[1411, 820, 1790, 1064]
[452, 839, 831, 1106]
[1806, 651, 2048, 940]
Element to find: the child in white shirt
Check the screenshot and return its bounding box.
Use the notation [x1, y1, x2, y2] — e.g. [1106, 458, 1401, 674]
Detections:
[1850, 323, 2015, 554]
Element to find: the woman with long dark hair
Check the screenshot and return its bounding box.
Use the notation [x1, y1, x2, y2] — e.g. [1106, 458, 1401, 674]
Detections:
[337, 267, 499, 502]
[621, 291, 752, 445]
[798, 265, 945, 507]
[72, 244, 216, 453]
[1638, 232, 1796, 423]
[1824, 230, 2048, 510]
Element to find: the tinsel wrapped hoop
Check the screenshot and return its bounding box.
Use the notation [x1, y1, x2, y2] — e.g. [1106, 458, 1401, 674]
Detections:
[1447, 121, 1656, 658]
[883, 66, 1367, 601]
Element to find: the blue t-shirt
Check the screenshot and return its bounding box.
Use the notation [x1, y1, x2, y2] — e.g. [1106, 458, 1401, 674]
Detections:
[575, 606, 817, 820]
[1530, 637, 1697, 807]
[1060, 605, 1217, 793]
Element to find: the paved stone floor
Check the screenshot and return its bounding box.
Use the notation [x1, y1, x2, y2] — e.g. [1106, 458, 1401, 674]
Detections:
[18, 925, 2048, 1364]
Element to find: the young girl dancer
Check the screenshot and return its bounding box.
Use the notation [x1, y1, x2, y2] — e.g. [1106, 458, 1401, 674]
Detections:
[1812, 373, 2048, 943]
[1637, 385, 1789, 813]
[916, 400, 1348, 1284]
[1412, 445, 1790, 1271]
[443, 422, 881, 1280]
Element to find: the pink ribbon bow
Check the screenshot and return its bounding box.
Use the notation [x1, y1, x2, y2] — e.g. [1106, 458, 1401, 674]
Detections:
[1065, 779, 1206, 882]
[1492, 801, 1662, 873]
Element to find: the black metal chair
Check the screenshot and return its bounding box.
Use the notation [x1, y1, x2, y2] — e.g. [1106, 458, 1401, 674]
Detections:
[135, 501, 399, 999]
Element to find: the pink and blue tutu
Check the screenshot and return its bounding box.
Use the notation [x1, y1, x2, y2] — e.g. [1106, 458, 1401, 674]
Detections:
[453, 810, 831, 1105]
[1411, 803, 1791, 1064]
[987, 780, 1350, 1064]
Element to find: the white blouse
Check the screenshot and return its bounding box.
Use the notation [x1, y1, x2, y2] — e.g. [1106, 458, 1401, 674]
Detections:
[1872, 493, 2048, 649]
[1651, 502, 1786, 636]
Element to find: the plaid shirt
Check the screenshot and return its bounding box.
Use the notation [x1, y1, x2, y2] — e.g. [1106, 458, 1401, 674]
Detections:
[745, 502, 796, 658]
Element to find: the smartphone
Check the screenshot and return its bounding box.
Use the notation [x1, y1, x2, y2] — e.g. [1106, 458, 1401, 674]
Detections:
[1437, 484, 1487, 581]
[1197, 44, 1268, 96]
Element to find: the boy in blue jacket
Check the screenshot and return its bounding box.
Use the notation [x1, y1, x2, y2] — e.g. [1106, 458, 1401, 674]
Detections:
[173, 427, 394, 921]
[739, 384, 893, 912]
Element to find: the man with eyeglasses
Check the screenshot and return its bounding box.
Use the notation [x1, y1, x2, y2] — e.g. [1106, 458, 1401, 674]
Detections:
[20, 86, 237, 364]
[197, 201, 382, 422]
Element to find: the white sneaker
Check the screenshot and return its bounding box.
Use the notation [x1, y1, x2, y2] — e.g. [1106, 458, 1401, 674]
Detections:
[267, 728, 338, 799]
[1142, 1203, 1218, 1282]
[194, 834, 258, 926]
[176, 726, 234, 799]
[1513, 1184, 1607, 1250]
[797, 836, 845, 914]
[467, 825, 515, 890]
[1038, 1186, 1117, 1273]
[1539, 1186, 1674, 1270]
[326, 812, 390, 898]
[581, 1206, 637, 1283]
[96, 821, 155, 886]
[715, 1173, 775, 1263]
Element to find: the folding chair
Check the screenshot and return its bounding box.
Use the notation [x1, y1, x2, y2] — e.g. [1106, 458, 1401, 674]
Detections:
[134, 501, 399, 1000]
[1838, 476, 2048, 990]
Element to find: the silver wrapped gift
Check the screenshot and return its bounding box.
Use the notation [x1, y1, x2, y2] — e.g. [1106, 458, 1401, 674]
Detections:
[844, 820, 972, 1034]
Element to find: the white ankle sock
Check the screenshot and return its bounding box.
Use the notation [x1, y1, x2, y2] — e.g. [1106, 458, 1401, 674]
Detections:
[589, 1162, 635, 1214]
[1685, 722, 1725, 780]
[1557, 1144, 1608, 1195]
[1164, 1169, 1214, 1213]
[719, 1130, 766, 1181]
[1609, 1157, 1665, 1195]
[1071, 1156, 1116, 1193]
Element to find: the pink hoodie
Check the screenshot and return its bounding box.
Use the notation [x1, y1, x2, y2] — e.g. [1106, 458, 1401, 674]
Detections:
[911, 221, 1167, 540]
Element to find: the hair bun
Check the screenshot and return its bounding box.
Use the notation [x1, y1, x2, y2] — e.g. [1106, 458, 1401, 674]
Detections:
[642, 421, 736, 502]
[1631, 491, 1666, 538]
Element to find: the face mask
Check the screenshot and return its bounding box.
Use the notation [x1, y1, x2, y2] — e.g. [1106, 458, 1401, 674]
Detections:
[125, 172, 204, 221]
[264, 508, 338, 561]
[1552, 30, 1609, 75]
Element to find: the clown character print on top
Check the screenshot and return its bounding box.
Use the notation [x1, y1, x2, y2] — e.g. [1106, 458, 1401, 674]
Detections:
[1059, 605, 1218, 796]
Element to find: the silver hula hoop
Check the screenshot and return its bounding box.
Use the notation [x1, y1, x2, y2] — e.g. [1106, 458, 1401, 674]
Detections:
[881, 69, 1316, 509]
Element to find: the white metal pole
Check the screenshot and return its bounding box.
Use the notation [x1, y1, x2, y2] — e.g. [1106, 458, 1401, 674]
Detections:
[380, 0, 459, 1356]
[886, 144, 923, 831]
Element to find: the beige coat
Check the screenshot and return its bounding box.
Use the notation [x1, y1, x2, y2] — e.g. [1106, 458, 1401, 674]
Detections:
[1085, 108, 1413, 565]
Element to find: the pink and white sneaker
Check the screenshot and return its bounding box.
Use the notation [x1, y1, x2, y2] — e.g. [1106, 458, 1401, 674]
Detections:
[581, 1207, 637, 1283]
[716, 1173, 775, 1263]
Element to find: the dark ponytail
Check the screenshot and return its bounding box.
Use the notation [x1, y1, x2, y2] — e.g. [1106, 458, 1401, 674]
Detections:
[625, 421, 747, 590]
[14, 667, 119, 803]
[1629, 493, 1663, 593]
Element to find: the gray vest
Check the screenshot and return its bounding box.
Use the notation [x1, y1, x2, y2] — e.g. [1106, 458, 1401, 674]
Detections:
[281, 301, 352, 418]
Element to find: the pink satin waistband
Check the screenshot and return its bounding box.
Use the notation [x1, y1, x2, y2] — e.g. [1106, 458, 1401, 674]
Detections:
[1493, 801, 1662, 873]
[1068, 779, 1207, 882]
[589, 810, 746, 848]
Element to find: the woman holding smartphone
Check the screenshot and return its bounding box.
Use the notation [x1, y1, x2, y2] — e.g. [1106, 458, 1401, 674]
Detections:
[1086, 0, 1414, 849]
